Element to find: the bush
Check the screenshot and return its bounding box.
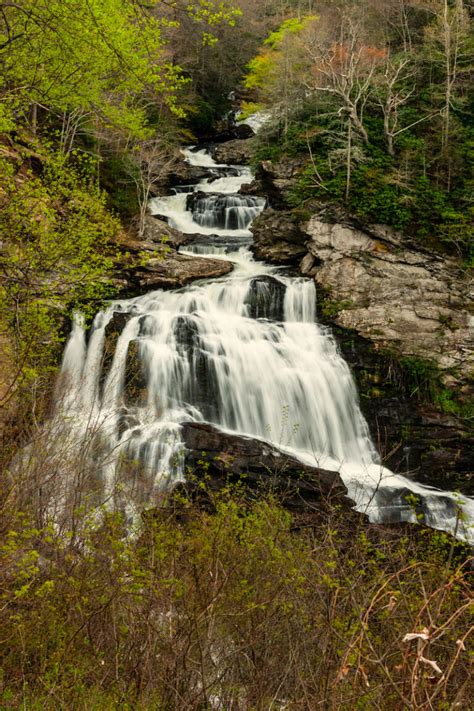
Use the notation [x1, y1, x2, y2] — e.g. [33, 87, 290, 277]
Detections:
[0, 484, 471, 709]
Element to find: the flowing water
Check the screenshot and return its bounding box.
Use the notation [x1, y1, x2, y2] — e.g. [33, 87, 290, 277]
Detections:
[56, 146, 474, 541]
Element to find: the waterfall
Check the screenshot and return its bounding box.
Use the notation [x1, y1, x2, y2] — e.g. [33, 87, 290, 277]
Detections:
[189, 194, 266, 232]
[55, 147, 474, 542]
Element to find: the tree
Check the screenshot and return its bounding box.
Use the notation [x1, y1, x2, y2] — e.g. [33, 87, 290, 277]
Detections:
[244, 15, 317, 138]
[423, 0, 471, 165]
[303, 13, 386, 146]
[0, 149, 120, 414]
[375, 53, 416, 156]
[127, 136, 178, 237]
[0, 0, 240, 138]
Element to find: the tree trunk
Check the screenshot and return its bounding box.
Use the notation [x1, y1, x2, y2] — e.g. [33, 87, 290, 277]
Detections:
[349, 107, 369, 145]
[345, 120, 352, 202]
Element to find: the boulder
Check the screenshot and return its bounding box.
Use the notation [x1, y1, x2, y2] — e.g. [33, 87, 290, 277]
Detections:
[114, 215, 234, 293]
[198, 122, 255, 144]
[241, 158, 305, 207]
[212, 138, 255, 165]
[180, 422, 354, 513]
[135, 253, 233, 290]
[245, 275, 286, 321]
[250, 208, 307, 264]
[140, 215, 188, 249]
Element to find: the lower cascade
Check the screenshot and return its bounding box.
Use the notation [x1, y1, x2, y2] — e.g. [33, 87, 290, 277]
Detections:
[56, 147, 474, 541]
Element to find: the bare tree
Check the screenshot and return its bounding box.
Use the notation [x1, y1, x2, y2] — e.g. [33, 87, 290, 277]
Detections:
[303, 13, 384, 145]
[126, 137, 177, 238]
[301, 10, 385, 196]
[375, 53, 416, 156]
[424, 0, 470, 159]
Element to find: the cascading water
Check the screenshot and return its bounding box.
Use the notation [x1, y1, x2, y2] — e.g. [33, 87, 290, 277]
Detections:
[188, 194, 265, 232]
[56, 146, 474, 542]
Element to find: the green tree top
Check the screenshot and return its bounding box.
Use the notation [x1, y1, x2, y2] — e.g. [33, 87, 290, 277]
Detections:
[0, 0, 240, 136]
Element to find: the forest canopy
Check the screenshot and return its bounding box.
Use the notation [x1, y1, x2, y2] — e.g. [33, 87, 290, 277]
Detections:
[244, 1, 473, 259]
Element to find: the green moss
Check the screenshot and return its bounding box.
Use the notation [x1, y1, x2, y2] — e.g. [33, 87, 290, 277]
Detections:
[321, 298, 353, 318]
[397, 356, 472, 420]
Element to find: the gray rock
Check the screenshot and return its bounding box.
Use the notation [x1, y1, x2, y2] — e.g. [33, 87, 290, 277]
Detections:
[250, 208, 307, 264]
[140, 215, 188, 249]
[300, 252, 318, 275]
[114, 216, 234, 293]
[137, 253, 233, 290]
[302, 217, 473, 381]
[243, 158, 305, 207]
[212, 138, 255, 165]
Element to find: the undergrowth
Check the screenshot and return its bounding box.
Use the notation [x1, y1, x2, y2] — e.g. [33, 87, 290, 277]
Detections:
[0, 483, 471, 710]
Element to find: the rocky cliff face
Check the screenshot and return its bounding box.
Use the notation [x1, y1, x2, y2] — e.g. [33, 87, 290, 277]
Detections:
[301, 217, 472, 383]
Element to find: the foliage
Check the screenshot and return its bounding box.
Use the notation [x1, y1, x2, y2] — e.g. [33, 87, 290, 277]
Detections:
[0, 486, 471, 709]
[244, 14, 316, 92]
[397, 356, 472, 420]
[0, 0, 242, 138]
[245, 1, 474, 259]
[0, 145, 120, 394]
[0, 0, 242, 427]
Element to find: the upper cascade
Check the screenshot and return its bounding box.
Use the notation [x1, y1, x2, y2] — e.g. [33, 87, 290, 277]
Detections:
[187, 193, 266, 232]
[54, 146, 473, 542]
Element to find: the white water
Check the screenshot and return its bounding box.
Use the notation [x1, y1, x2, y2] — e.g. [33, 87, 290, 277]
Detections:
[56, 148, 474, 541]
[236, 110, 272, 134]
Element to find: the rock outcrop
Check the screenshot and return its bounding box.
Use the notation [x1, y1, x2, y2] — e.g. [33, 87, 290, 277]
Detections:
[139, 214, 188, 249]
[240, 158, 304, 207]
[250, 208, 307, 264]
[130, 252, 233, 290]
[301, 217, 473, 382]
[212, 138, 255, 165]
[180, 422, 354, 513]
[114, 215, 233, 293]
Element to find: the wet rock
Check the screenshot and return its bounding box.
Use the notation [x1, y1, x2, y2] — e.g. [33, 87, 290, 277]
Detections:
[117, 407, 141, 439]
[178, 233, 252, 253]
[124, 339, 148, 407]
[198, 122, 255, 144]
[100, 311, 132, 394]
[181, 422, 354, 513]
[137, 253, 233, 290]
[161, 163, 215, 191]
[140, 215, 188, 249]
[212, 138, 255, 165]
[250, 208, 307, 264]
[245, 275, 286, 321]
[173, 317, 220, 421]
